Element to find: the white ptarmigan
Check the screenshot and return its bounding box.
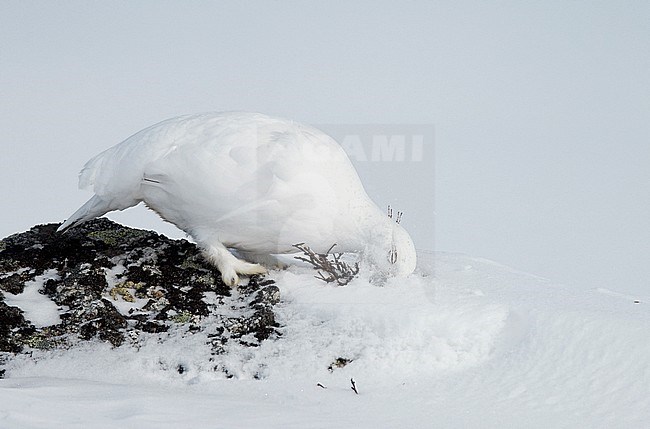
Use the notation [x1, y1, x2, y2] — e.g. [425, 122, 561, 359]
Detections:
[58, 112, 417, 285]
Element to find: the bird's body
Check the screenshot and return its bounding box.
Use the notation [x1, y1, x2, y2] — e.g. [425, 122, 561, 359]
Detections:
[59, 112, 416, 285]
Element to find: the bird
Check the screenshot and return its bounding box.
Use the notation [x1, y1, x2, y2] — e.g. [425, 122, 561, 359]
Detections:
[58, 112, 417, 286]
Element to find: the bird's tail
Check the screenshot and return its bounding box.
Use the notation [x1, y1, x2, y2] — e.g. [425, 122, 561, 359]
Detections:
[57, 195, 116, 233]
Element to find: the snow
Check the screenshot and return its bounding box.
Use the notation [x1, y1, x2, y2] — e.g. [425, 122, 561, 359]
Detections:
[2, 252, 649, 428]
[3, 269, 62, 328]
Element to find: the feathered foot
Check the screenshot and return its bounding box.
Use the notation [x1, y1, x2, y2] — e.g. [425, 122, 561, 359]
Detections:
[201, 242, 267, 286]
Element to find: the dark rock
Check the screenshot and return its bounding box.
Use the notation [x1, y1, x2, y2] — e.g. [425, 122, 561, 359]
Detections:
[0, 271, 32, 295]
[138, 320, 169, 333]
[0, 219, 280, 371]
[328, 357, 353, 372]
[253, 285, 281, 306]
[77, 299, 128, 347]
[0, 301, 34, 353]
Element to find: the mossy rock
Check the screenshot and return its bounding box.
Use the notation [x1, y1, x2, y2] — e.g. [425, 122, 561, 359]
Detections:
[0, 219, 280, 365]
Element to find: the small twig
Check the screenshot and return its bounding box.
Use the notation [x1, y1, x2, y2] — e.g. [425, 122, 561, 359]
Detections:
[388, 205, 405, 224]
[293, 243, 359, 286]
[317, 383, 327, 389]
[350, 378, 359, 395]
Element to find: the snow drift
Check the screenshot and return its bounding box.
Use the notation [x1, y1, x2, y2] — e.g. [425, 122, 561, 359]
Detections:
[1, 223, 649, 428]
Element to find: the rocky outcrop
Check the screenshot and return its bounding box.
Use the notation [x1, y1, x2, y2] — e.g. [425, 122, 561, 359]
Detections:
[0, 219, 279, 374]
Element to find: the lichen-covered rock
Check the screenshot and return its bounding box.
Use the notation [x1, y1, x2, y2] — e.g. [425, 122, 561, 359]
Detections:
[0, 219, 280, 375]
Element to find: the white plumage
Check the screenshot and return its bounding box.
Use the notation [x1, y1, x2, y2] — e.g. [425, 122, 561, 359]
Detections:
[59, 112, 417, 285]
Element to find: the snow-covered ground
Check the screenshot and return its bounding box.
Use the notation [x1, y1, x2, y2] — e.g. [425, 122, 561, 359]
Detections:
[2, 251, 649, 428]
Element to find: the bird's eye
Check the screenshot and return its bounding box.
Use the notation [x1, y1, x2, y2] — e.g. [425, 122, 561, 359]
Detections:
[389, 244, 398, 264]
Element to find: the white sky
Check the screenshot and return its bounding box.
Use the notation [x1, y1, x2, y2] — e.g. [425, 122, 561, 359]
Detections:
[1, 1, 648, 295]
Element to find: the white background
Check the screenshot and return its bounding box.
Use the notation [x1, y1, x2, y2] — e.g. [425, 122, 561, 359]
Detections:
[1, 1, 648, 295]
